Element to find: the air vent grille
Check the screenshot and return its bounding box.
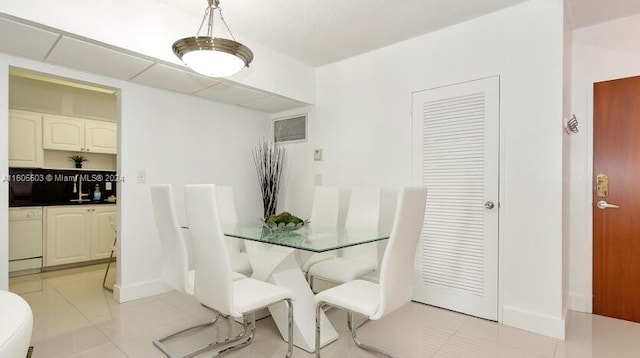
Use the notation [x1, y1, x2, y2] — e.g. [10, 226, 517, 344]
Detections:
[274, 114, 306, 143]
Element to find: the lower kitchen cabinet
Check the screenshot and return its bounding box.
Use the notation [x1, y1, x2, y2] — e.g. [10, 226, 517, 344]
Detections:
[44, 205, 116, 266]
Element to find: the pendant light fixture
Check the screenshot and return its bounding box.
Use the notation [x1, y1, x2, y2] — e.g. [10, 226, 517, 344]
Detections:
[172, 0, 253, 77]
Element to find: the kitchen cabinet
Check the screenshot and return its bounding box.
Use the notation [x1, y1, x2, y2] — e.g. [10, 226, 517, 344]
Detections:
[43, 114, 117, 154]
[9, 110, 44, 168]
[84, 120, 117, 154]
[91, 206, 117, 259]
[44, 204, 116, 266]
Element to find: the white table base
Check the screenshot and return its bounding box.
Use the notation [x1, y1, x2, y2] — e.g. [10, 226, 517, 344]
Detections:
[245, 242, 338, 353]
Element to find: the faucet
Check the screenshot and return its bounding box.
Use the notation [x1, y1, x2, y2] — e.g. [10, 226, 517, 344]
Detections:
[71, 174, 89, 202]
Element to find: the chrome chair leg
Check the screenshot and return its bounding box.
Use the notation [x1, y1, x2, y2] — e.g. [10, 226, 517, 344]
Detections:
[316, 302, 395, 358]
[347, 312, 395, 358]
[198, 298, 293, 358]
[153, 313, 228, 358]
[285, 298, 294, 358]
[102, 237, 117, 291]
[205, 313, 257, 357]
[315, 302, 327, 358]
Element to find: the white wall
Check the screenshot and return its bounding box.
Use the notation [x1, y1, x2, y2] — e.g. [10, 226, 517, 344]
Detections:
[0, 65, 8, 290]
[562, 0, 573, 327]
[569, 14, 640, 313]
[0, 54, 270, 299]
[0, 0, 316, 104]
[283, 0, 566, 338]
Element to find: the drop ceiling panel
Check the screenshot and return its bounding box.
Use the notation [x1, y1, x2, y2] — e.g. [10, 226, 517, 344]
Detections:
[130, 64, 221, 94]
[194, 83, 269, 105]
[241, 95, 308, 113]
[0, 17, 59, 60]
[46, 37, 153, 80]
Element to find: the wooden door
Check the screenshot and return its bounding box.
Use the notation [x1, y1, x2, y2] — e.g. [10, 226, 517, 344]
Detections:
[412, 76, 499, 320]
[593, 75, 640, 322]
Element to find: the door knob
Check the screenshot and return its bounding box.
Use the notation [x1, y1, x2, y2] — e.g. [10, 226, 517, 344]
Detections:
[484, 201, 495, 209]
[597, 200, 619, 209]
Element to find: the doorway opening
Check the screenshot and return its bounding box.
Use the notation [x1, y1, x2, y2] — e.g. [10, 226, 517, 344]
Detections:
[7, 67, 121, 296]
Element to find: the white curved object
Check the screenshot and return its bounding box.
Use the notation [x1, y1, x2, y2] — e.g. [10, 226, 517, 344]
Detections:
[184, 185, 295, 356]
[150, 185, 191, 293]
[0, 290, 33, 358]
[216, 186, 252, 276]
[309, 187, 381, 287]
[299, 186, 340, 272]
[314, 187, 427, 357]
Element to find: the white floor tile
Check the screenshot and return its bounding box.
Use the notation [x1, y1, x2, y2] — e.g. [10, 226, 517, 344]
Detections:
[9, 264, 640, 358]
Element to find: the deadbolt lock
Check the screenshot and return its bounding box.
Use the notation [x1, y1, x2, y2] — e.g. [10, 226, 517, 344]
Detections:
[596, 174, 608, 197]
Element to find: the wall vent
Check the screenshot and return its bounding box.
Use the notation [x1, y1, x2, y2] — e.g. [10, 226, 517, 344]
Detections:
[273, 114, 307, 143]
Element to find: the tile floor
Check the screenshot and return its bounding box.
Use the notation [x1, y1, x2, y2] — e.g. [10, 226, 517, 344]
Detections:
[8, 264, 640, 358]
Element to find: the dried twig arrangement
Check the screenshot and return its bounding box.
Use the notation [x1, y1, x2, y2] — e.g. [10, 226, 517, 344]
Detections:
[253, 139, 286, 218]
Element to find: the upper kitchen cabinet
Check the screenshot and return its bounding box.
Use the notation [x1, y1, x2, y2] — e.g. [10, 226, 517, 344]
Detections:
[43, 114, 117, 154]
[9, 109, 44, 168]
[84, 120, 117, 154]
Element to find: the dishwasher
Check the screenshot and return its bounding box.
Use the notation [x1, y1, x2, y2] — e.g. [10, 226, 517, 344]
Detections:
[9, 207, 43, 276]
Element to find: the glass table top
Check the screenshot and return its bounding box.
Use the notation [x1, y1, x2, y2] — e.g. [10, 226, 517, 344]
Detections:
[224, 224, 390, 252]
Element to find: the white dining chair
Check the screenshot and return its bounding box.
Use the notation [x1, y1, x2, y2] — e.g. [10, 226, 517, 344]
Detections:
[216, 186, 252, 276]
[308, 187, 380, 291]
[151, 185, 246, 358]
[314, 187, 427, 358]
[185, 184, 296, 357]
[299, 186, 340, 276]
[0, 290, 33, 358]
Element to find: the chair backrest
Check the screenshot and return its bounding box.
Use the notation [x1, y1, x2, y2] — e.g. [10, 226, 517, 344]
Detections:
[309, 186, 339, 228]
[345, 187, 380, 231]
[150, 185, 190, 293]
[372, 187, 427, 320]
[343, 187, 381, 263]
[216, 186, 242, 253]
[184, 184, 237, 317]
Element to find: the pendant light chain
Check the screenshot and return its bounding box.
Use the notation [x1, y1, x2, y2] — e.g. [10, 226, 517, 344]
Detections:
[193, 0, 237, 42]
[218, 7, 238, 42]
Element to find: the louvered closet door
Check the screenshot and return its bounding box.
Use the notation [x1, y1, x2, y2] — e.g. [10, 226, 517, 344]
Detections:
[411, 76, 499, 320]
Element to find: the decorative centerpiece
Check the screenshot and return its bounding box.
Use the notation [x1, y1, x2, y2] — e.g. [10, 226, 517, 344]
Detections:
[253, 139, 285, 218]
[260, 211, 309, 231]
[69, 154, 88, 168]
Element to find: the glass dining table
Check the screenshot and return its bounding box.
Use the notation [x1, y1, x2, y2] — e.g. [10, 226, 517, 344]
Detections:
[224, 224, 390, 252]
[224, 224, 390, 353]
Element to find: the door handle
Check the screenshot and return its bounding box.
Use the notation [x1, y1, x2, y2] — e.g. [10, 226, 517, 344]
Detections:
[597, 200, 619, 209]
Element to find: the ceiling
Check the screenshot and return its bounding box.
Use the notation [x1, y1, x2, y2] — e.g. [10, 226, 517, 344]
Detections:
[0, 14, 309, 114]
[159, 0, 640, 67]
[1, 0, 639, 113]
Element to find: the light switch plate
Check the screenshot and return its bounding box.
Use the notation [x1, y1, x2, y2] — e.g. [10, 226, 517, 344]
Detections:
[137, 170, 146, 183]
[314, 174, 323, 185]
[314, 148, 323, 161]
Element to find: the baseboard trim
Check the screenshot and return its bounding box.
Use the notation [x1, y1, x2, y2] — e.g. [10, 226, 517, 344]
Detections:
[569, 292, 588, 312]
[503, 305, 566, 340]
[114, 279, 171, 303]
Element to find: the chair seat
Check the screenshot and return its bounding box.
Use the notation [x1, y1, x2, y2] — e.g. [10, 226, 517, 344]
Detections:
[0, 291, 33, 358]
[308, 257, 376, 283]
[314, 279, 379, 318]
[232, 278, 295, 315]
[231, 252, 252, 276]
[186, 270, 246, 295]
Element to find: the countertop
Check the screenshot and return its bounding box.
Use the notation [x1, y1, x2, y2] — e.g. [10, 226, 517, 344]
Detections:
[10, 200, 116, 208]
